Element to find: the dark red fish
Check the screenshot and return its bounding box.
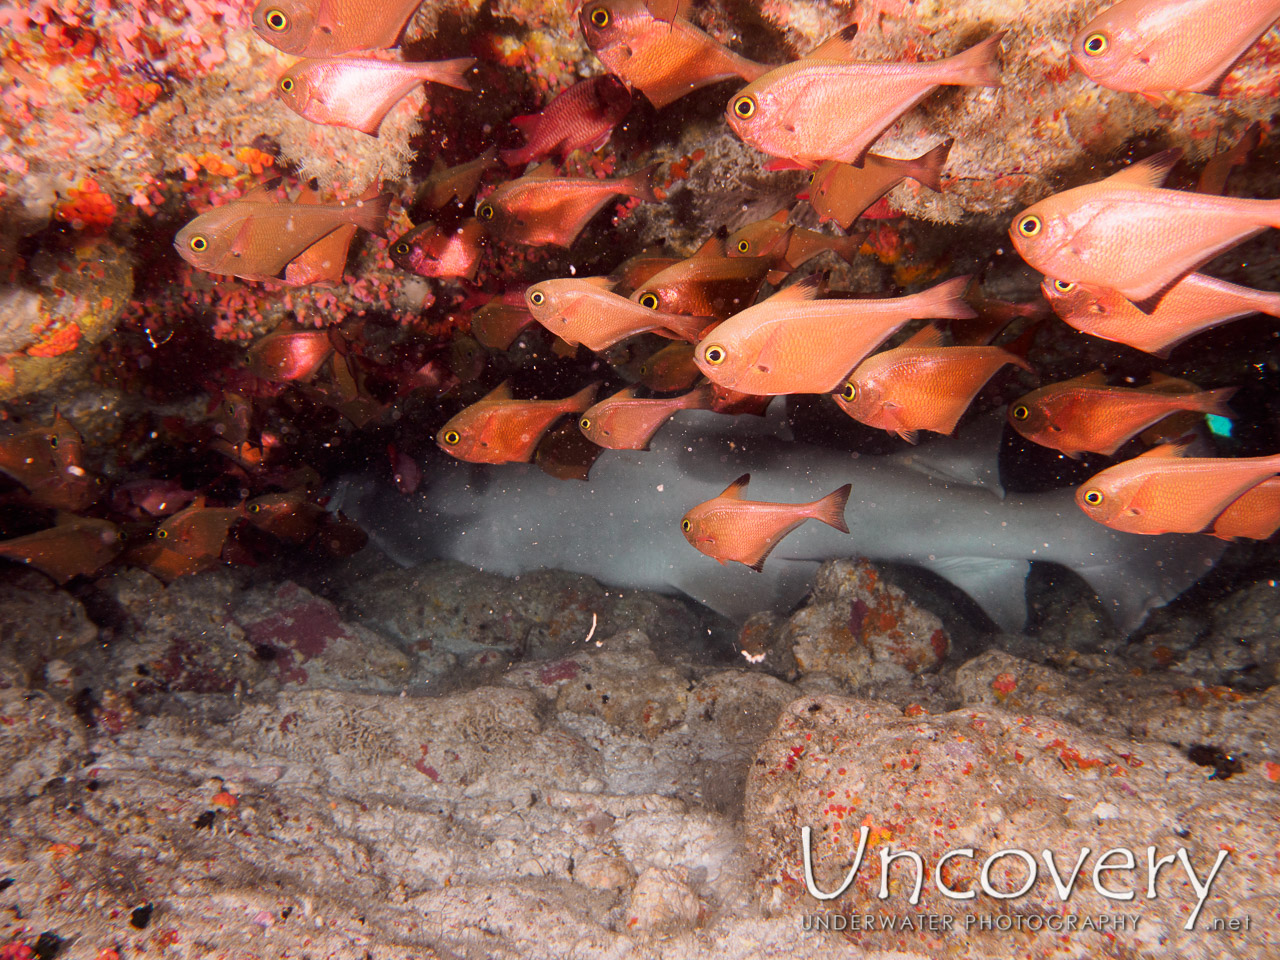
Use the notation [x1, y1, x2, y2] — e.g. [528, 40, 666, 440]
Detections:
[501, 75, 633, 167]
[111, 479, 199, 520]
[471, 292, 537, 351]
[133, 498, 245, 581]
[0, 517, 121, 584]
[387, 443, 421, 494]
[247, 490, 327, 543]
[247, 328, 334, 382]
[416, 148, 499, 209]
[0, 411, 98, 511]
[390, 218, 487, 281]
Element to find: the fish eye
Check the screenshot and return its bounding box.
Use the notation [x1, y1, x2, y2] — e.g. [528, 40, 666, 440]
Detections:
[47, 434, 59, 449]
[1083, 32, 1108, 56]
[841, 382, 856, 402]
[1017, 215, 1042, 238]
[157, 528, 169, 539]
[703, 344, 727, 365]
[394, 241, 410, 255]
[736, 240, 750, 253]
[580, 417, 591, 430]
[264, 7, 288, 30]
[279, 77, 294, 93]
[1083, 489, 1104, 506]
[189, 235, 208, 252]
[808, 172, 816, 184]
[639, 364, 648, 375]
[1011, 404, 1030, 421]
[1053, 279, 1076, 293]
[681, 519, 691, 532]
[588, 6, 610, 27]
[477, 203, 494, 221]
[529, 290, 546, 305]
[639, 292, 659, 310]
[732, 95, 756, 120]
[442, 430, 461, 446]
[249, 503, 262, 513]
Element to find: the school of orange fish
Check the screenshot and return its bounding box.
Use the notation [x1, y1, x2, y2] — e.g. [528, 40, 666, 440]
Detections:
[3, 0, 1280, 590]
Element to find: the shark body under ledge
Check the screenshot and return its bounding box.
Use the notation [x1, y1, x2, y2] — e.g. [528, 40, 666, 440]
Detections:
[335, 406, 1224, 634]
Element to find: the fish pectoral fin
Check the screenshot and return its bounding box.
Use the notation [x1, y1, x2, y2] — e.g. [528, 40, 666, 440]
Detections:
[228, 217, 255, 259]
[1126, 271, 1195, 314]
[918, 556, 1030, 633]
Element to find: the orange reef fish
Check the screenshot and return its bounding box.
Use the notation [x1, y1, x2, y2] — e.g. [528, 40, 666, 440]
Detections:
[833, 326, 1032, 443]
[727, 29, 1002, 166]
[579, 0, 769, 109]
[636, 342, 702, 392]
[579, 383, 714, 449]
[681, 474, 850, 571]
[390, 218, 486, 281]
[1077, 444, 1280, 535]
[610, 250, 683, 293]
[248, 490, 327, 543]
[133, 498, 246, 580]
[247, 328, 334, 382]
[0, 517, 121, 584]
[1010, 149, 1280, 307]
[283, 182, 380, 286]
[476, 163, 658, 247]
[630, 235, 789, 320]
[725, 209, 863, 281]
[501, 75, 633, 167]
[251, 0, 424, 57]
[525, 278, 707, 351]
[0, 411, 98, 511]
[1008, 371, 1236, 458]
[276, 56, 474, 136]
[694, 275, 976, 395]
[175, 182, 391, 282]
[1213, 477, 1280, 540]
[471, 292, 536, 350]
[437, 381, 598, 463]
[803, 141, 951, 229]
[416, 149, 499, 209]
[1070, 0, 1280, 96]
[1041, 274, 1280, 357]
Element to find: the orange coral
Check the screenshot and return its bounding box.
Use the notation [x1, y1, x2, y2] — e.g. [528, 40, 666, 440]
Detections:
[26, 320, 82, 357]
[56, 178, 115, 231]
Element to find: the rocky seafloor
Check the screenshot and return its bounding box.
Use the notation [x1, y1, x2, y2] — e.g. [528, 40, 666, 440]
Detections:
[2, 551, 1279, 959]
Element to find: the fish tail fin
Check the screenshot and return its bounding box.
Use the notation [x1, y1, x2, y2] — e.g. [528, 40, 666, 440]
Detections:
[565, 382, 599, 412]
[1188, 386, 1238, 418]
[809, 483, 852, 534]
[680, 381, 717, 410]
[624, 163, 661, 203]
[910, 275, 979, 321]
[827, 228, 868, 268]
[346, 191, 393, 237]
[657, 311, 715, 343]
[908, 138, 953, 192]
[499, 145, 535, 167]
[942, 32, 1005, 88]
[422, 57, 475, 92]
[1252, 288, 1280, 318]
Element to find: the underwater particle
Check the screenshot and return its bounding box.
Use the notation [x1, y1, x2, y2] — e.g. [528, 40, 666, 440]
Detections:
[1206, 413, 1233, 437]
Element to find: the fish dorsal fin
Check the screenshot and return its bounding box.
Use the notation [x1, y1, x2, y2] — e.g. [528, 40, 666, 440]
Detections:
[1106, 149, 1183, 190]
[1067, 369, 1109, 387]
[767, 274, 823, 303]
[1145, 371, 1198, 393]
[297, 184, 321, 205]
[481, 380, 515, 403]
[767, 207, 790, 223]
[720, 473, 750, 499]
[581, 276, 616, 290]
[902, 324, 945, 349]
[510, 113, 540, 136]
[693, 234, 725, 258]
[645, 0, 688, 23]
[806, 24, 860, 61]
[606, 384, 640, 402]
[1137, 441, 1191, 459]
[240, 181, 278, 203]
[526, 162, 558, 180]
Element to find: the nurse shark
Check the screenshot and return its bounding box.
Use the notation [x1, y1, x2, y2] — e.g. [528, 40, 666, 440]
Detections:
[334, 403, 1223, 633]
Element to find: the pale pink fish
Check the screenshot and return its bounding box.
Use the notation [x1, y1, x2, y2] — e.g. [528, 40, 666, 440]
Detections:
[1042, 273, 1280, 357]
[578, 383, 714, 449]
[525, 277, 709, 351]
[1071, 0, 1280, 96]
[277, 57, 474, 136]
[727, 28, 1003, 167]
[1010, 149, 1280, 307]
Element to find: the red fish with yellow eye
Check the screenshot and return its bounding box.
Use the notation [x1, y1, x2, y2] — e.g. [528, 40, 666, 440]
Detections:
[389, 219, 487, 282]
[0, 517, 122, 584]
[1009, 149, 1280, 309]
[251, 0, 425, 57]
[525, 278, 708, 351]
[724, 209, 863, 284]
[471, 292, 537, 351]
[579, 0, 769, 110]
[1008, 371, 1237, 458]
[436, 382, 598, 464]
[276, 56, 474, 137]
[1070, 0, 1280, 97]
[609, 249, 682, 294]
[1041, 274, 1280, 358]
[247, 490, 327, 543]
[1076, 444, 1280, 536]
[131, 498, 246, 581]
[630, 233, 791, 320]
[0, 411, 99, 511]
[726, 27, 1002, 167]
[801, 140, 952, 230]
[1212, 477, 1280, 540]
[416, 149, 499, 210]
[501, 75, 633, 167]
[578, 383, 715, 449]
[635, 342, 702, 393]
[681, 474, 851, 572]
[175, 181, 391, 282]
[833, 326, 1032, 444]
[476, 162, 659, 248]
